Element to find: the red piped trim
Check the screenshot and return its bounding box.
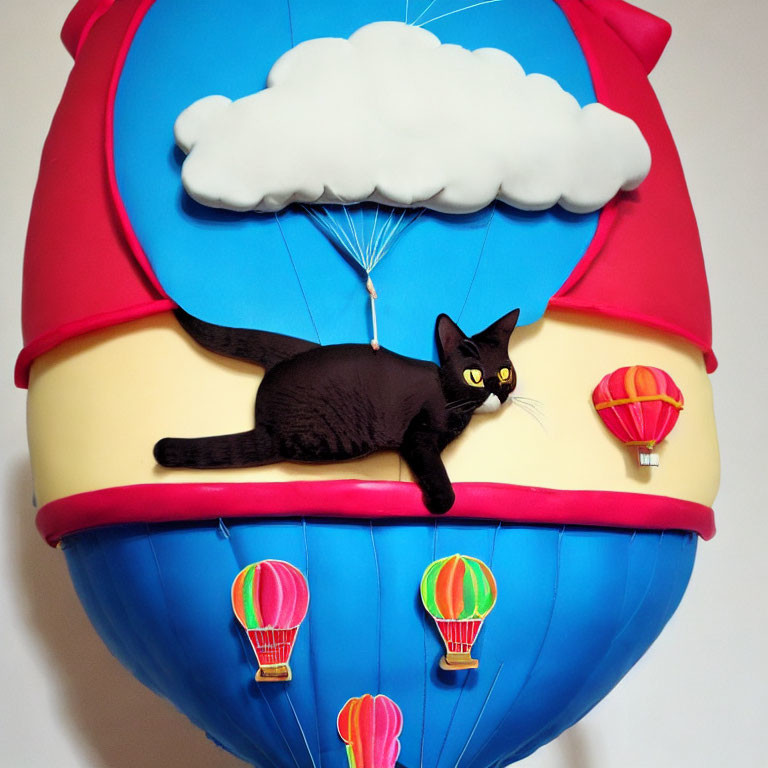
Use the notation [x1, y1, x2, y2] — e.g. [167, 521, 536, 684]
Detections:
[546, 6, 622, 308]
[15, 299, 175, 388]
[104, 0, 167, 297]
[36, 481, 716, 546]
[549, 299, 718, 373]
[554, 199, 618, 297]
[62, 0, 116, 58]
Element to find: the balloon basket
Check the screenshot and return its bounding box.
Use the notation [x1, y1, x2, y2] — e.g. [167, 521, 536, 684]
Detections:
[434, 618, 484, 670]
[247, 626, 299, 682]
[637, 447, 659, 467]
[256, 664, 292, 682]
[440, 652, 479, 671]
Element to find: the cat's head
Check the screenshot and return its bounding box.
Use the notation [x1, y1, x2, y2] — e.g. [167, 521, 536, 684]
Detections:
[435, 309, 520, 414]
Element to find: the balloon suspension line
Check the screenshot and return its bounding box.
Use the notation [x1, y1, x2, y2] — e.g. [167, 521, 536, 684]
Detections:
[303, 204, 425, 353]
[366, 274, 380, 350]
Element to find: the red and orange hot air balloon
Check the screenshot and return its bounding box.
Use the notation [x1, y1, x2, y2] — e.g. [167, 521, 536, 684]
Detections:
[592, 365, 684, 467]
[420, 554, 497, 670]
[231, 560, 309, 681]
[337, 694, 403, 768]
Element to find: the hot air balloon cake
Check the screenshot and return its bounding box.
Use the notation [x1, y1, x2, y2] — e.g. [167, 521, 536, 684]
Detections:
[19, 1, 719, 766]
[421, 555, 498, 670]
[232, 560, 309, 681]
[593, 365, 685, 466]
[337, 694, 404, 768]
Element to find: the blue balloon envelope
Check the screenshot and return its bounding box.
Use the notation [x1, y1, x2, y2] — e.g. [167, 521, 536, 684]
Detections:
[64, 522, 695, 767]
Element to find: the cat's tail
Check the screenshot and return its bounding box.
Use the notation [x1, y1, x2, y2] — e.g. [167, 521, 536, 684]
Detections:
[153, 428, 278, 469]
[174, 308, 319, 371]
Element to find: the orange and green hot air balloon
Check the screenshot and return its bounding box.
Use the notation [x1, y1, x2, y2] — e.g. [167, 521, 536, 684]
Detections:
[420, 554, 497, 670]
[337, 694, 403, 768]
[232, 560, 309, 681]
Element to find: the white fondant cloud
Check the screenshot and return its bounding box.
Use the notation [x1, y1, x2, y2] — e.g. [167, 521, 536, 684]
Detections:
[175, 21, 651, 215]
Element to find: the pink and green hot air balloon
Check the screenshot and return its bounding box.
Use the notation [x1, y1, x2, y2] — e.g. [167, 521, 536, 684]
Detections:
[231, 560, 309, 681]
[337, 694, 403, 768]
[420, 554, 497, 670]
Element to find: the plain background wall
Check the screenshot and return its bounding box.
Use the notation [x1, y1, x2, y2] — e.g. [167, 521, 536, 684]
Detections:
[1, 1, 765, 766]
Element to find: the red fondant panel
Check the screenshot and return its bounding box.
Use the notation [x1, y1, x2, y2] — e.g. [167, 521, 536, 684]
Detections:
[36, 480, 716, 547]
[20, 0, 167, 384]
[61, 0, 116, 58]
[582, 0, 671, 74]
[18, 0, 716, 387]
[551, 0, 715, 371]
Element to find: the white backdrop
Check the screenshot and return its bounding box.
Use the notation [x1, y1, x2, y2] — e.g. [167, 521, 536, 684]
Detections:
[1, 1, 766, 766]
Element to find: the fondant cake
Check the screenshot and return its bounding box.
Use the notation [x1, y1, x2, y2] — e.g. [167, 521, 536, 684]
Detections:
[19, 1, 719, 766]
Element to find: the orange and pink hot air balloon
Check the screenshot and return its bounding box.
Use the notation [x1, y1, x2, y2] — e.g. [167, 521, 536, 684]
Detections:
[337, 694, 403, 768]
[420, 554, 497, 670]
[592, 365, 684, 467]
[231, 560, 309, 681]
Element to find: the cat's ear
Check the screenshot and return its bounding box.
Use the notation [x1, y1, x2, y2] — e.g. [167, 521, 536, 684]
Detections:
[473, 309, 520, 349]
[436, 314, 467, 363]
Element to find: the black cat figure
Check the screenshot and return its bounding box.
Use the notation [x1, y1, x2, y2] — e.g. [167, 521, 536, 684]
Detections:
[154, 308, 520, 514]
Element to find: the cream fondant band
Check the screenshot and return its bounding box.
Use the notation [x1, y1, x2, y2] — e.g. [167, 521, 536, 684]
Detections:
[26, 311, 720, 523]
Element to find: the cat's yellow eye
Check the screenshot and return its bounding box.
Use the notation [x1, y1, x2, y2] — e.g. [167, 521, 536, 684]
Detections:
[498, 367, 511, 382]
[463, 368, 484, 388]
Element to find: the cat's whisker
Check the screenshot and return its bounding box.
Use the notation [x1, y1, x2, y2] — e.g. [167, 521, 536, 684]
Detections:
[516, 403, 546, 421]
[514, 401, 545, 427]
[444, 396, 475, 407]
[510, 395, 543, 413]
[511, 396, 545, 413]
[446, 401, 478, 413]
[510, 398, 547, 433]
[447, 402, 477, 412]
[510, 395, 546, 417]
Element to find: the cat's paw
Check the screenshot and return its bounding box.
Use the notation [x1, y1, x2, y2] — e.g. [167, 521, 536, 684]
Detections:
[424, 485, 456, 515]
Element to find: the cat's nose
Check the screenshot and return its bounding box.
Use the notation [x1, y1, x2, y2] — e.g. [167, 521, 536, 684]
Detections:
[487, 378, 509, 403]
